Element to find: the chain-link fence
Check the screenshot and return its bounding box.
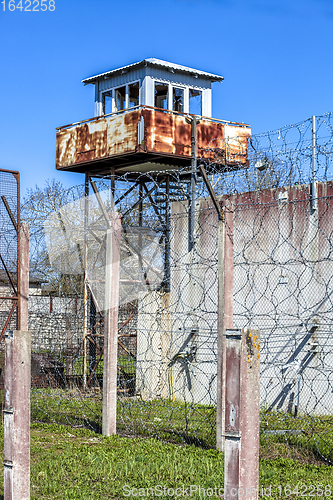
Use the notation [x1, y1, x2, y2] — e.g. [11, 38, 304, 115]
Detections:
[11, 111, 333, 464]
[0, 169, 20, 403]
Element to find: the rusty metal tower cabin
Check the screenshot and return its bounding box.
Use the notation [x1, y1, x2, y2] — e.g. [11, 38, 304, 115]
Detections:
[56, 58, 251, 288]
[56, 58, 250, 176]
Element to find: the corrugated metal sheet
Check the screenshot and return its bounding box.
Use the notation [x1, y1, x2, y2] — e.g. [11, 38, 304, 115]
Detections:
[82, 58, 223, 85]
[56, 107, 250, 174]
[98, 68, 146, 92]
[145, 67, 210, 89]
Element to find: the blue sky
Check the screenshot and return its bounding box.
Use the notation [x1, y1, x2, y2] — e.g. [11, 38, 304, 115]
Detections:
[0, 0, 332, 197]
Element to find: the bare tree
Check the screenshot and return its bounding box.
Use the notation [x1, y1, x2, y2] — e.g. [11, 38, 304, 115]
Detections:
[21, 179, 84, 295]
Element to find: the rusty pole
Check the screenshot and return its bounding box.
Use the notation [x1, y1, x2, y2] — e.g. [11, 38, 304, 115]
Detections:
[102, 213, 121, 436]
[4, 223, 30, 500]
[216, 207, 234, 451]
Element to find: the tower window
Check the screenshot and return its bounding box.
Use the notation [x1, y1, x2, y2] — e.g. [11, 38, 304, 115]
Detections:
[189, 88, 202, 116]
[154, 83, 168, 110]
[173, 87, 184, 113]
[115, 86, 126, 111]
[129, 82, 139, 108]
[102, 91, 112, 115]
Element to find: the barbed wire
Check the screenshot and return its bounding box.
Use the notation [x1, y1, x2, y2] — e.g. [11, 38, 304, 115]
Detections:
[2, 112, 333, 463]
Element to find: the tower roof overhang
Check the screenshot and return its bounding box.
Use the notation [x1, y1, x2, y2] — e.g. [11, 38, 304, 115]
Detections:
[82, 58, 224, 85]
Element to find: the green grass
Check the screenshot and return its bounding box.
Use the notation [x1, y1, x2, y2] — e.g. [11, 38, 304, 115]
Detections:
[30, 389, 333, 465]
[0, 422, 332, 499]
[260, 409, 333, 463]
[31, 391, 216, 446]
[70, 355, 136, 378]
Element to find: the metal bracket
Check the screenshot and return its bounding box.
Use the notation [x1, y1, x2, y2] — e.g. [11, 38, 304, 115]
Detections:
[3, 407, 14, 415]
[4, 460, 13, 469]
[223, 432, 241, 439]
[198, 163, 224, 221]
[225, 328, 241, 340]
[5, 330, 14, 339]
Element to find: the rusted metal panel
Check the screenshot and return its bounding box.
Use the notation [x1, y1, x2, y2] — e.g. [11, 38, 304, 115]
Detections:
[56, 127, 77, 167]
[107, 110, 139, 156]
[198, 119, 224, 160]
[224, 124, 250, 166]
[56, 107, 251, 173]
[76, 118, 108, 164]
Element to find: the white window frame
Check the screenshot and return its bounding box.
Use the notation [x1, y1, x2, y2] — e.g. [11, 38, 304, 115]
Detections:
[100, 79, 140, 114]
[188, 86, 204, 116]
[127, 80, 140, 108]
[171, 85, 187, 113]
[101, 89, 114, 115]
[153, 80, 170, 111]
[152, 80, 205, 114]
[153, 80, 190, 113]
[114, 85, 127, 112]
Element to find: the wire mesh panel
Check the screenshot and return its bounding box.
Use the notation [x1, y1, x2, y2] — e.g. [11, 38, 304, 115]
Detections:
[0, 169, 19, 396]
[231, 186, 333, 464]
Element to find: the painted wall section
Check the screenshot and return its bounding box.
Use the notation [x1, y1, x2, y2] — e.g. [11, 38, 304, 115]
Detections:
[136, 182, 333, 415]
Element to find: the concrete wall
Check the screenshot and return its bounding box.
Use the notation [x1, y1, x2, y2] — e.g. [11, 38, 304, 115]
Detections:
[136, 182, 333, 415]
[28, 296, 83, 351]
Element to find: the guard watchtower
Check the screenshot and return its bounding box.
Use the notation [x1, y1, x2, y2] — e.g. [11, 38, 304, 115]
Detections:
[90, 57, 216, 118]
[56, 58, 251, 176]
[54, 60, 252, 405]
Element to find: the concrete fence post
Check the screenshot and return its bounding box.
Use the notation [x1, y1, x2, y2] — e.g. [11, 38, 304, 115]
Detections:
[4, 223, 30, 500]
[18, 223, 29, 332]
[223, 328, 260, 500]
[216, 207, 234, 451]
[102, 213, 121, 436]
[224, 329, 242, 500]
[239, 329, 260, 499]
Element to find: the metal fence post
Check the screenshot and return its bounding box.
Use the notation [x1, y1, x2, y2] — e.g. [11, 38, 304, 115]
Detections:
[217, 207, 234, 451]
[4, 223, 30, 500]
[311, 115, 317, 213]
[102, 212, 121, 436]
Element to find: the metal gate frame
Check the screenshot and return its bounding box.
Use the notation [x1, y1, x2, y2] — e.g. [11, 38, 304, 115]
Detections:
[0, 168, 21, 339]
